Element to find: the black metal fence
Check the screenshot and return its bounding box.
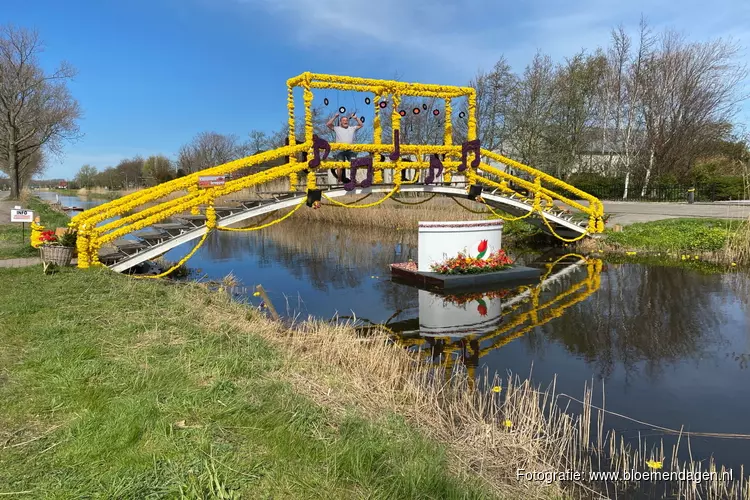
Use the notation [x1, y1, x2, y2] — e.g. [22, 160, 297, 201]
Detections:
[580, 184, 718, 202]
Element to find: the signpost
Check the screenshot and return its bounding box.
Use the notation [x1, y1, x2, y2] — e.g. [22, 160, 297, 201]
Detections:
[10, 206, 34, 243]
[198, 175, 226, 188]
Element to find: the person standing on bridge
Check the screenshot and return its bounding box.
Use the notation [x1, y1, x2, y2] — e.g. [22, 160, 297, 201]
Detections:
[327, 111, 363, 184]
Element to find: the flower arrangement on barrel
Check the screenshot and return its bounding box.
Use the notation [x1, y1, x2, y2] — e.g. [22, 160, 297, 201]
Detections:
[39, 228, 78, 271]
[430, 248, 513, 275]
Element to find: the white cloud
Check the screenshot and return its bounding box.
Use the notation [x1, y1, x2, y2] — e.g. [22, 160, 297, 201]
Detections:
[236, 0, 750, 78]
[235, 0, 498, 73]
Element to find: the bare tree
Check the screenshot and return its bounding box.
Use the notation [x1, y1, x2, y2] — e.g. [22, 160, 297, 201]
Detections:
[547, 50, 607, 178]
[505, 52, 557, 171]
[177, 131, 250, 174]
[640, 31, 746, 194]
[115, 156, 144, 188]
[75, 164, 97, 189]
[456, 58, 517, 155]
[0, 25, 81, 199]
[601, 20, 651, 197]
[142, 155, 175, 185]
[248, 129, 270, 153]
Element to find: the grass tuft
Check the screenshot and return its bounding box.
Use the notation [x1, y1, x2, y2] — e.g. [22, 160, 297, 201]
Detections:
[605, 218, 738, 253]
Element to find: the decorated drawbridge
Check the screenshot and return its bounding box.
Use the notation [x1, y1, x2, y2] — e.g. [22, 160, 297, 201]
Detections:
[69, 73, 605, 276]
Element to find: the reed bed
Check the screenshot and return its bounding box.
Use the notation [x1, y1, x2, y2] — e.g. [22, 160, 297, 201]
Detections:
[208, 219, 418, 270]
[724, 216, 750, 265]
[197, 285, 749, 500]
[292, 195, 489, 229]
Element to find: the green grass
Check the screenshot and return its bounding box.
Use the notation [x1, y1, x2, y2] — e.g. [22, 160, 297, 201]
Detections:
[0, 197, 71, 259]
[0, 267, 493, 499]
[604, 218, 742, 253]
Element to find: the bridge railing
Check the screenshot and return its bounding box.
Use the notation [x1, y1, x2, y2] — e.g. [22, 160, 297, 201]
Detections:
[477, 150, 605, 233]
[70, 140, 605, 268]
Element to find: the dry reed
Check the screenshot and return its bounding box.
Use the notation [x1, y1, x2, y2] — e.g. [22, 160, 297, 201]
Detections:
[724, 216, 750, 265]
[190, 284, 749, 500]
[292, 195, 489, 229]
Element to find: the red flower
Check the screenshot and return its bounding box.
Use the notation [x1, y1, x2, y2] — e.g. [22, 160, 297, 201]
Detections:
[478, 239, 488, 253]
[477, 303, 488, 316]
[39, 230, 58, 243]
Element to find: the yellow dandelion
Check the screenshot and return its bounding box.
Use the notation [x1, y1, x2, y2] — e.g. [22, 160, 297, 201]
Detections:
[646, 459, 663, 470]
[732, 263, 737, 267]
[503, 419, 513, 428]
[694, 255, 699, 260]
[491, 386, 502, 393]
[253, 291, 260, 297]
[681, 255, 687, 260]
[626, 251, 636, 256]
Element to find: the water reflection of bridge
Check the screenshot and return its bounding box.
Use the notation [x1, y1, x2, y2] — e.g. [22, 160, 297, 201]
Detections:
[378, 254, 603, 379]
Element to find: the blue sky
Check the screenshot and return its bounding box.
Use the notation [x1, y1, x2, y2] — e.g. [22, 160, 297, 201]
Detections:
[4, 0, 749, 179]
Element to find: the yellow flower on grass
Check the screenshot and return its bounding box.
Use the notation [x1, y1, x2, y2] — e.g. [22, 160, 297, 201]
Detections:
[732, 263, 737, 267]
[503, 419, 513, 428]
[626, 251, 636, 256]
[646, 460, 663, 470]
[491, 386, 501, 393]
[681, 255, 687, 260]
[253, 292, 260, 297]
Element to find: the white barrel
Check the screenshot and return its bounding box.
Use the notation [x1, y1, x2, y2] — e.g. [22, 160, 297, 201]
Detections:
[417, 220, 503, 272]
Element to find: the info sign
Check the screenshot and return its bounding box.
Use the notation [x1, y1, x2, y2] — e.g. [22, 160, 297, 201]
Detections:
[10, 207, 33, 223]
[198, 175, 226, 188]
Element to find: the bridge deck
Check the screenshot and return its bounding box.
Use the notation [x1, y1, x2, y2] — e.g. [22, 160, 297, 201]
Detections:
[97, 184, 590, 273]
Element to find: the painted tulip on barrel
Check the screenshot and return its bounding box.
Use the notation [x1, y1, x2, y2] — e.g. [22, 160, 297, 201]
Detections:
[476, 298, 488, 316]
[477, 239, 488, 259]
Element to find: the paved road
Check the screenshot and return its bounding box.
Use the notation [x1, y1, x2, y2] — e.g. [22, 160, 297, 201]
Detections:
[0, 257, 40, 268]
[603, 201, 750, 226]
[0, 190, 13, 223]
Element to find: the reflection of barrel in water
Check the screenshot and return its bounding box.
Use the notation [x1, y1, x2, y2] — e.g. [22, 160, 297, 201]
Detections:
[389, 257, 603, 372]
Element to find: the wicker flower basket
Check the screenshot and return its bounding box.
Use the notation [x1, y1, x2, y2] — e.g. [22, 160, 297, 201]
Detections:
[40, 245, 75, 267]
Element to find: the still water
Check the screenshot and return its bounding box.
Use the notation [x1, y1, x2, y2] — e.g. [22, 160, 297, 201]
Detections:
[43, 191, 750, 471]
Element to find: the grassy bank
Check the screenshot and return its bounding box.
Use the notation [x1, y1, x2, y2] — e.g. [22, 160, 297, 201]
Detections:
[0, 267, 491, 498]
[0, 196, 70, 259]
[583, 218, 750, 266]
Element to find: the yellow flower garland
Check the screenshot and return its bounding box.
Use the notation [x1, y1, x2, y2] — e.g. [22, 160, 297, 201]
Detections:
[217, 200, 304, 231]
[467, 93, 477, 141]
[323, 185, 399, 208]
[288, 84, 296, 147]
[303, 85, 313, 143]
[372, 91, 383, 184]
[444, 97, 452, 146]
[30, 221, 45, 248]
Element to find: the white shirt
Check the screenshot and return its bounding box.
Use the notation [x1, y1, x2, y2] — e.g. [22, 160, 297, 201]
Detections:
[333, 126, 357, 145]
